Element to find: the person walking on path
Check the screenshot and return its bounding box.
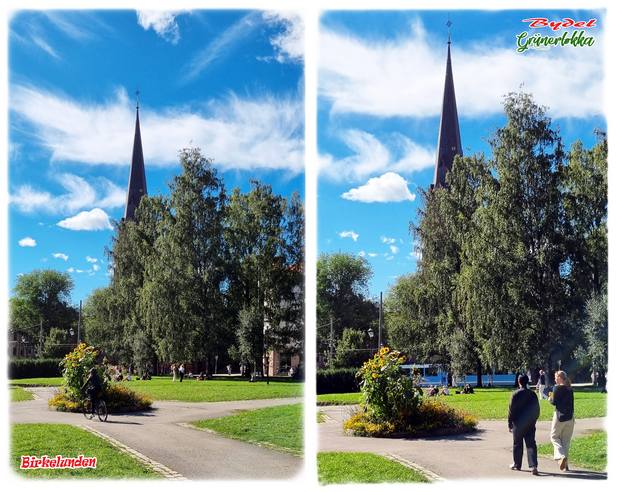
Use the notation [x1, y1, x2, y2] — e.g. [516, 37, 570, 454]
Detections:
[508, 374, 540, 475]
[171, 363, 178, 382]
[537, 369, 548, 400]
[549, 370, 575, 471]
[179, 363, 185, 382]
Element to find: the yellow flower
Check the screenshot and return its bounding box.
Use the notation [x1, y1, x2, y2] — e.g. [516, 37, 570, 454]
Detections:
[372, 373, 379, 379]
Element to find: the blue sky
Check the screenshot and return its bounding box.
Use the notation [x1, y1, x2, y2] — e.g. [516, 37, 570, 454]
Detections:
[9, 10, 304, 304]
[318, 9, 605, 297]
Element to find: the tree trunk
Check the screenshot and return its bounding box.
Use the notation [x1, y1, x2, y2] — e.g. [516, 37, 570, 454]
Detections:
[476, 359, 483, 388]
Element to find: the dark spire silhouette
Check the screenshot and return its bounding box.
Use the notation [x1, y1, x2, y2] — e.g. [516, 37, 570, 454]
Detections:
[433, 22, 462, 188]
[124, 90, 147, 221]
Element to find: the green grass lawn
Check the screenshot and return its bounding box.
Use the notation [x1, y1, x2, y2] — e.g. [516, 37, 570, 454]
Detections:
[11, 424, 159, 478]
[11, 376, 303, 402]
[318, 452, 430, 484]
[10, 377, 63, 387]
[317, 387, 606, 420]
[539, 431, 607, 471]
[10, 386, 34, 402]
[193, 403, 303, 454]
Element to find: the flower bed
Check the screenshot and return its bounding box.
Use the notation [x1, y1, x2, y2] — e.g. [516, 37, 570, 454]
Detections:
[48, 343, 152, 413]
[343, 347, 478, 438]
[49, 384, 153, 413]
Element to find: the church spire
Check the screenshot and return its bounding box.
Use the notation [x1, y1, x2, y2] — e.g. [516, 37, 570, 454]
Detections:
[124, 91, 147, 221]
[433, 23, 462, 188]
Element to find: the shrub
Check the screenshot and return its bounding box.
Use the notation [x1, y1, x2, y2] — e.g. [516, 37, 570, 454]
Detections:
[60, 343, 109, 400]
[49, 384, 152, 413]
[344, 400, 478, 438]
[317, 367, 359, 394]
[357, 347, 422, 425]
[9, 358, 63, 379]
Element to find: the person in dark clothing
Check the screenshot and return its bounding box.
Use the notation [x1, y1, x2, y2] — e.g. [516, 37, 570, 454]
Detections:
[81, 367, 103, 410]
[549, 370, 575, 471]
[508, 374, 540, 475]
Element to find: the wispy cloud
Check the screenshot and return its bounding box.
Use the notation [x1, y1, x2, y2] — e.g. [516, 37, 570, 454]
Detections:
[18, 237, 37, 247]
[11, 173, 125, 215]
[320, 21, 603, 119]
[57, 208, 113, 231]
[137, 10, 184, 44]
[339, 230, 359, 242]
[320, 129, 434, 182]
[342, 172, 416, 203]
[262, 11, 304, 63]
[86, 256, 98, 263]
[11, 85, 304, 174]
[30, 35, 61, 59]
[182, 12, 260, 82]
[52, 252, 69, 261]
[41, 11, 98, 41]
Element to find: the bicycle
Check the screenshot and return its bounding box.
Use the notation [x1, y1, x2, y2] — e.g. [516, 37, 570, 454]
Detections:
[82, 394, 108, 422]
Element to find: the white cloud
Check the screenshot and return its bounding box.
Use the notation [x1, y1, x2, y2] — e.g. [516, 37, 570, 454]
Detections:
[30, 35, 61, 59]
[18, 237, 37, 247]
[381, 236, 396, 244]
[367, 252, 378, 258]
[92, 264, 101, 272]
[320, 129, 434, 182]
[52, 253, 69, 261]
[320, 22, 603, 119]
[389, 245, 399, 255]
[137, 11, 183, 44]
[358, 250, 366, 257]
[339, 230, 359, 242]
[182, 12, 260, 82]
[11, 85, 303, 174]
[11, 173, 125, 215]
[263, 11, 304, 63]
[342, 172, 416, 203]
[86, 256, 98, 263]
[57, 208, 113, 231]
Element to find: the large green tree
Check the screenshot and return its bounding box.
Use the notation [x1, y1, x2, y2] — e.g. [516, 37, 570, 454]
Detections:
[317, 253, 378, 365]
[226, 182, 304, 374]
[9, 270, 77, 350]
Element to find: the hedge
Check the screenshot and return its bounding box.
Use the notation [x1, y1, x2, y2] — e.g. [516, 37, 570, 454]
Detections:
[317, 367, 360, 394]
[9, 358, 63, 379]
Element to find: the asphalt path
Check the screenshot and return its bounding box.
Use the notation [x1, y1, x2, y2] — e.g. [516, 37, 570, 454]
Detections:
[319, 404, 606, 481]
[11, 387, 303, 480]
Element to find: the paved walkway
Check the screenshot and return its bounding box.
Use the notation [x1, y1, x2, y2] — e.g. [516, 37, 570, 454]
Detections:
[319, 405, 607, 481]
[11, 387, 302, 480]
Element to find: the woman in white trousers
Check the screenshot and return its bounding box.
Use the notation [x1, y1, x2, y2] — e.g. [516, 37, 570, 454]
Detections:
[549, 370, 575, 471]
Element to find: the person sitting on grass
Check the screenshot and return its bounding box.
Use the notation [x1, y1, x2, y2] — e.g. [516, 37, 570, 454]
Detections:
[463, 383, 474, 394]
[428, 385, 439, 397]
[441, 385, 450, 396]
[508, 374, 540, 476]
[81, 367, 103, 411]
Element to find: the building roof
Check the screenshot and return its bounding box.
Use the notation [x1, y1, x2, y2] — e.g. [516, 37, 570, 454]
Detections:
[124, 100, 147, 221]
[433, 38, 463, 188]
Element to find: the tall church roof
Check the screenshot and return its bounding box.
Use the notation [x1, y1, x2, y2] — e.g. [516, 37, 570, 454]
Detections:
[433, 35, 462, 188]
[124, 97, 147, 221]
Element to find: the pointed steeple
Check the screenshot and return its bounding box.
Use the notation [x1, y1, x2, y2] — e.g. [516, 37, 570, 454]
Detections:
[433, 25, 462, 188]
[124, 91, 147, 221]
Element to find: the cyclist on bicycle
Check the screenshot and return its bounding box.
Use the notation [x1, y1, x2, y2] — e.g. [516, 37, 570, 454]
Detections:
[81, 367, 103, 410]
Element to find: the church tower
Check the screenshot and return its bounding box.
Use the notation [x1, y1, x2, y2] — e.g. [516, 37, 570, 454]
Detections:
[433, 28, 463, 188]
[124, 93, 147, 221]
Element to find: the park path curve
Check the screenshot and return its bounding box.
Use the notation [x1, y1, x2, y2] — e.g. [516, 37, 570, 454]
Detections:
[11, 387, 302, 480]
[319, 405, 606, 481]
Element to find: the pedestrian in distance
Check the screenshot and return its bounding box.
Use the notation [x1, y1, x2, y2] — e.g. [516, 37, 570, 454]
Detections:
[508, 374, 540, 476]
[171, 363, 177, 382]
[537, 369, 548, 400]
[179, 363, 185, 382]
[549, 370, 575, 471]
